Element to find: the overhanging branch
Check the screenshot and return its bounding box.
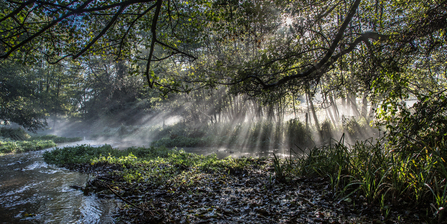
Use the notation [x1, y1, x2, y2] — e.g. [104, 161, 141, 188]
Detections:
[145, 0, 163, 88]
[73, 6, 126, 59]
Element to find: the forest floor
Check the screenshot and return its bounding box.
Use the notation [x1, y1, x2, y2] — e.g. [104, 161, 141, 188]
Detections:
[64, 159, 424, 224]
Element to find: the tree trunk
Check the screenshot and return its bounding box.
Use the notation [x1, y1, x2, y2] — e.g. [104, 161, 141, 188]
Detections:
[330, 93, 340, 122]
[349, 92, 360, 116]
[361, 92, 368, 119]
[306, 88, 320, 131]
[325, 96, 336, 126]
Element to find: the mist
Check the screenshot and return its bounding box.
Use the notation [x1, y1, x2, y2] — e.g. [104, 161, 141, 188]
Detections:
[31, 89, 381, 159]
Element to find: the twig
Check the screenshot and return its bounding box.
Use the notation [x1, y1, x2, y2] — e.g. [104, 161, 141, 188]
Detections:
[107, 184, 154, 216]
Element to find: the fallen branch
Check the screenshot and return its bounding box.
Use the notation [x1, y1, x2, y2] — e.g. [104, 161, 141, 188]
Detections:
[107, 184, 154, 216]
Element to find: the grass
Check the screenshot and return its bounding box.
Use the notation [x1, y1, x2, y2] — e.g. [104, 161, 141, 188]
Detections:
[285, 135, 447, 223]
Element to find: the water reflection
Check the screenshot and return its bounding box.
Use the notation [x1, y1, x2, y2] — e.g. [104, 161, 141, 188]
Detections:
[0, 142, 118, 223]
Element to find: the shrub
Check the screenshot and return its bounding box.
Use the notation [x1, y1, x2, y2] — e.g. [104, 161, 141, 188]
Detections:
[286, 119, 313, 149]
[320, 120, 333, 143]
[0, 127, 30, 140]
[293, 136, 447, 222]
[380, 93, 447, 155]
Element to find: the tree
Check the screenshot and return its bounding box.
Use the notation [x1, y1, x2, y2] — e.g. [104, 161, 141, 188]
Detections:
[1, 0, 446, 119]
[0, 0, 211, 88]
[0, 60, 47, 131]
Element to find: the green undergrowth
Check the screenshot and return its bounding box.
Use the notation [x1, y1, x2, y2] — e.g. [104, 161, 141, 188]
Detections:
[0, 127, 81, 155]
[29, 135, 82, 143]
[275, 135, 447, 223]
[0, 139, 56, 154]
[149, 119, 335, 149]
[43, 140, 446, 222]
[43, 145, 267, 187]
[0, 127, 30, 140]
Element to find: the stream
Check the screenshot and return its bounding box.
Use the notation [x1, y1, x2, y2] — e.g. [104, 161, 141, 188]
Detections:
[0, 141, 119, 224]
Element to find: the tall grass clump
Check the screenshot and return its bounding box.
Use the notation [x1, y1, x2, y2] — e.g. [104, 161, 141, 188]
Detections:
[292, 93, 447, 222]
[292, 136, 446, 222]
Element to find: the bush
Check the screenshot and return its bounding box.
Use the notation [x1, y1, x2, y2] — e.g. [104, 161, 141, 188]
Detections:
[320, 120, 333, 143]
[44, 144, 115, 165]
[286, 119, 313, 149]
[0, 127, 30, 140]
[380, 93, 447, 154]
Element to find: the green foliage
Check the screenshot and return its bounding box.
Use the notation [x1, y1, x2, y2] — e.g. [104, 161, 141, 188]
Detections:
[0, 127, 30, 140]
[379, 92, 447, 155]
[148, 119, 314, 149]
[0, 61, 48, 131]
[286, 119, 312, 148]
[320, 120, 332, 138]
[0, 139, 56, 154]
[293, 136, 447, 222]
[272, 153, 295, 182]
[343, 117, 371, 139]
[0, 128, 82, 154]
[43, 144, 115, 165]
[44, 144, 265, 186]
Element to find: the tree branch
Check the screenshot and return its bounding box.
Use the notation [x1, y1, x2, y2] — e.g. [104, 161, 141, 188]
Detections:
[0, 0, 36, 23]
[81, 0, 155, 12]
[262, 0, 361, 89]
[0, 0, 96, 59]
[145, 0, 163, 88]
[155, 39, 197, 60]
[73, 6, 126, 59]
[117, 4, 155, 59]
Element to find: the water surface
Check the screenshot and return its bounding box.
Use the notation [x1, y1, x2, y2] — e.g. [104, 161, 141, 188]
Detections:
[0, 142, 119, 223]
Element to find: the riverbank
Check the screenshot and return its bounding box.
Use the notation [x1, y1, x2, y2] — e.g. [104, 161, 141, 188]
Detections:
[43, 144, 430, 223]
[0, 127, 82, 155]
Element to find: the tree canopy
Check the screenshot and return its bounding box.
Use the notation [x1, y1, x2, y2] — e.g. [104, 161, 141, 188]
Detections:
[1, 0, 446, 129]
[1, 1, 446, 89]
